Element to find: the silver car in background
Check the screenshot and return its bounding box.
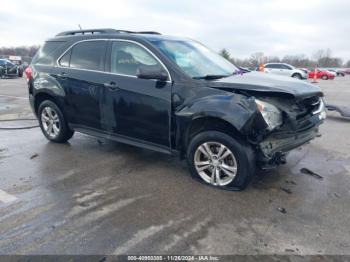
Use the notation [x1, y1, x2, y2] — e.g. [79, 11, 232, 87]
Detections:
[263, 62, 307, 79]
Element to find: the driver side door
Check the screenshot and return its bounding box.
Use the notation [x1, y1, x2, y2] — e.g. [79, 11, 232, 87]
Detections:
[102, 40, 172, 150]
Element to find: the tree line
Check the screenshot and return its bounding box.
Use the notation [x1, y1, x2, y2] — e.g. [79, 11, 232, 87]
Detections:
[0, 45, 40, 63]
[219, 48, 350, 68]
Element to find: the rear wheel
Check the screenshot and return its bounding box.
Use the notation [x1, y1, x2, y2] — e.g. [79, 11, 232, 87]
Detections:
[38, 100, 74, 143]
[187, 131, 255, 190]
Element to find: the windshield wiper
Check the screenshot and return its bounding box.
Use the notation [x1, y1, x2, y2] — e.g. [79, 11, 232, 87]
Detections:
[192, 74, 231, 80]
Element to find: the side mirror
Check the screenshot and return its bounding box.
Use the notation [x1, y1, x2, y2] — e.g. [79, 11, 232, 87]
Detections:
[136, 65, 168, 81]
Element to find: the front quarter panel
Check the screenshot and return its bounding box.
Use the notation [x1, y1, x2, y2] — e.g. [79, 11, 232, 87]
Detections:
[173, 84, 261, 149]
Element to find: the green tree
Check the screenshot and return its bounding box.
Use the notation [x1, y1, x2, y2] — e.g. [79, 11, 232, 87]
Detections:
[219, 48, 231, 60]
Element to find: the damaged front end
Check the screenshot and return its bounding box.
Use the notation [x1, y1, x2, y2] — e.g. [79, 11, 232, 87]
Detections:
[245, 95, 327, 168]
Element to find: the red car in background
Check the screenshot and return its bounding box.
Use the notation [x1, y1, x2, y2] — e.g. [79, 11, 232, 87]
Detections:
[308, 69, 335, 80]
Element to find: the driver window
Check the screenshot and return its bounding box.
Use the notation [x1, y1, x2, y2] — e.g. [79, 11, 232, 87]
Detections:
[110, 41, 161, 76]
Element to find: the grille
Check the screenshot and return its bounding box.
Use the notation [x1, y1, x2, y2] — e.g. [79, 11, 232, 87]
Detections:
[296, 96, 321, 120]
[294, 96, 322, 131]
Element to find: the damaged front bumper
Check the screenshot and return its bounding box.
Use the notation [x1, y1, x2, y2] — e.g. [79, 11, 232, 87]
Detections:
[257, 112, 325, 168]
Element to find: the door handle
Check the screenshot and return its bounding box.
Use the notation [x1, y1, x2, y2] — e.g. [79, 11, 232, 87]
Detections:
[104, 82, 119, 91]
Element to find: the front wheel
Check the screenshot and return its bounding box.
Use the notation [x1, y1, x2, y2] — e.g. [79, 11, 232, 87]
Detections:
[321, 75, 328, 80]
[38, 100, 74, 143]
[292, 73, 302, 79]
[187, 131, 255, 190]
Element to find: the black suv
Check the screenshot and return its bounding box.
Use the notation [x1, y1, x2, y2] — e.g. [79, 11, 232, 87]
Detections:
[27, 29, 326, 190]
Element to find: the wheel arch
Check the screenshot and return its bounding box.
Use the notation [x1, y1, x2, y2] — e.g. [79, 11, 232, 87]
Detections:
[291, 72, 302, 78]
[178, 115, 246, 158]
[34, 91, 63, 116]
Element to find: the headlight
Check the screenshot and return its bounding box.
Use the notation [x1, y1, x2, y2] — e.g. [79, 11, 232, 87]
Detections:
[255, 99, 283, 130]
[313, 98, 327, 120]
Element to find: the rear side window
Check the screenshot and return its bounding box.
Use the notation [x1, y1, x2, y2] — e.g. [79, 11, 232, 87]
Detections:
[69, 41, 107, 71]
[32, 41, 66, 65]
[281, 64, 292, 70]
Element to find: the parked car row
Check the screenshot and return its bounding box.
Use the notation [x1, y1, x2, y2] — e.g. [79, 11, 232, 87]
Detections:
[298, 68, 348, 80]
[252, 62, 349, 81]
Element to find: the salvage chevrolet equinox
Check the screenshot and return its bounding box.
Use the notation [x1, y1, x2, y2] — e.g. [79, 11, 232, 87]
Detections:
[26, 29, 326, 190]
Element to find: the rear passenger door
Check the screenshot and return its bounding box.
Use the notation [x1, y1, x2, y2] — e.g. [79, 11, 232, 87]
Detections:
[57, 40, 110, 130]
[103, 40, 172, 148]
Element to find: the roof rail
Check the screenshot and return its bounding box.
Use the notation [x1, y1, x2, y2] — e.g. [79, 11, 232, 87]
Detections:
[115, 30, 161, 35]
[56, 28, 118, 36]
[56, 29, 161, 37]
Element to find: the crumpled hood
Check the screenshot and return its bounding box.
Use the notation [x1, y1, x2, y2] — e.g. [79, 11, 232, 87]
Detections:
[208, 71, 323, 98]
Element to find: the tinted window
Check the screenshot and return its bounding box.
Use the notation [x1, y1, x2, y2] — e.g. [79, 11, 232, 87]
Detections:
[274, 64, 283, 69]
[281, 64, 291, 70]
[59, 49, 71, 67]
[0, 60, 5, 66]
[70, 41, 107, 71]
[32, 41, 66, 65]
[110, 41, 161, 76]
[266, 64, 281, 69]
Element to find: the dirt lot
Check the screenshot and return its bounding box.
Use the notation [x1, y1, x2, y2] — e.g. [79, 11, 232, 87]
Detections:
[0, 76, 350, 255]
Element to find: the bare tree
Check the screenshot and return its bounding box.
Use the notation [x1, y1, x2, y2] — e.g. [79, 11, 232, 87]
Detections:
[0, 45, 40, 63]
[249, 52, 265, 67]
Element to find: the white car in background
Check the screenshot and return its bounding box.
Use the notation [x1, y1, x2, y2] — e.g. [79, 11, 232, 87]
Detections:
[263, 63, 308, 79]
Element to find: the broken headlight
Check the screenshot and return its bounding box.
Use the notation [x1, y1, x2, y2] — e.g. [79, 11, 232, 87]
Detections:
[255, 99, 283, 131]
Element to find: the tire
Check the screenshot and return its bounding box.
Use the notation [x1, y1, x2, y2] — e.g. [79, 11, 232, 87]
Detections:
[321, 75, 328, 80]
[187, 131, 255, 191]
[38, 100, 74, 143]
[292, 73, 302, 79]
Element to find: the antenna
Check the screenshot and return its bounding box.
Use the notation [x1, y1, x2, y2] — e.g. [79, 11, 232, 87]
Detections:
[78, 24, 82, 30]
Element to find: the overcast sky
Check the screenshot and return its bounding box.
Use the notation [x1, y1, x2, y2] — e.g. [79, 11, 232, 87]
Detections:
[1, 0, 349, 61]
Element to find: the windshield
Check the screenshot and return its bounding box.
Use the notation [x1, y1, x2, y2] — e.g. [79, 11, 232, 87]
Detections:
[150, 39, 238, 78]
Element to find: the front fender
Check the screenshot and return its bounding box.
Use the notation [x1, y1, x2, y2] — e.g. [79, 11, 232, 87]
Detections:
[175, 93, 259, 133]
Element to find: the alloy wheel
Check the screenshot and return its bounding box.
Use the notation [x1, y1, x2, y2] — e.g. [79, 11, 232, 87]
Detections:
[41, 106, 60, 138]
[194, 142, 238, 186]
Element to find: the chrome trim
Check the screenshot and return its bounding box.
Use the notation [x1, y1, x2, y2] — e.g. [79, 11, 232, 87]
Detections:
[312, 99, 325, 115]
[56, 38, 172, 82]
